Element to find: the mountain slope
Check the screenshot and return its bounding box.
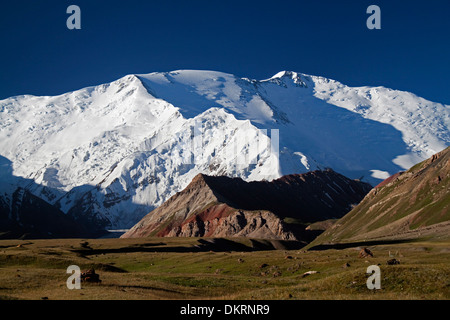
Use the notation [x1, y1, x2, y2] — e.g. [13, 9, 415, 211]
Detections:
[0, 187, 90, 239]
[121, 170, 372, 240]
[309, 147, 450, 246]
[0, 156, 90, 239]
[0, 70, 448, 230]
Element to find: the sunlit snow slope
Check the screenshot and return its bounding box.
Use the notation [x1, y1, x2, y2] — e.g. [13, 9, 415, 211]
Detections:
[0, 70, 448, 229]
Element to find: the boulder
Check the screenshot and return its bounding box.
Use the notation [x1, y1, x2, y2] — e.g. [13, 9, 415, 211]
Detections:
[81, 269, 101, 283]
[359, 248, 374, 258]
[387, 258, 400, 265]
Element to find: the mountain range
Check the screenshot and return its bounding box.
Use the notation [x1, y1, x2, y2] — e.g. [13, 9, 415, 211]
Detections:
[0, 70, 449, 233]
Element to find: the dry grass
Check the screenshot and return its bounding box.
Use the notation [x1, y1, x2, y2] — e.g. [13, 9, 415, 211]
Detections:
[0, 237, 449, 300]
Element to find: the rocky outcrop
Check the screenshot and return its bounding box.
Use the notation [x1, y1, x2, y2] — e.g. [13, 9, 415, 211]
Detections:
[122, 170, 372, 240]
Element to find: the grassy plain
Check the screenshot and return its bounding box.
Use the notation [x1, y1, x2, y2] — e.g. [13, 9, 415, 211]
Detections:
[0, 237, 448, 300]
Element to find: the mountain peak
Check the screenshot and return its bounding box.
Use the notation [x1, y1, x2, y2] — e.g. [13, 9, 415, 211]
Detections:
[190, 173, 209, 184]
[270, 70, 298, 79]
[265, 71, 307, 87]
[122, 170, 373, 239]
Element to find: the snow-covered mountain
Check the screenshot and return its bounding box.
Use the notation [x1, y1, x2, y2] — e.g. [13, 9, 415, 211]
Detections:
[0, 70, 448, 230]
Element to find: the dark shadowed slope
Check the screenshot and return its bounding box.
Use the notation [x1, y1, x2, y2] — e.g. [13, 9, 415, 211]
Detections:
[0, 155, 99, 239]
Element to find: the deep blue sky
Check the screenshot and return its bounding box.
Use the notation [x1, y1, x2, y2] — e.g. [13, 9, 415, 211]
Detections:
[1, 0, 449, 104]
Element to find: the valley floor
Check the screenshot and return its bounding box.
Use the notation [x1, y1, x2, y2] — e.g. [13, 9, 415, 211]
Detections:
[0, 237, 449, 300]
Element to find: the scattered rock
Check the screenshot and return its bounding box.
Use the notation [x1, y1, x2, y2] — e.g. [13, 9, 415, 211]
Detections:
[215, 269, 223, 274]
[237, 258, 244, 263]
[288, 263, 301, 273]
[81, 269, 101, 283]
[288, 293, 293, 298]
[285, 255, 293, 260]
[342, 263, 351, 268]
[359, 248, 374, 258]
[41, 297, 49, 300]
[269, 265, 279, 272]
[272, 271, 282, 277]
[387, 258, 400, 265]
[259, 263, 269, 269]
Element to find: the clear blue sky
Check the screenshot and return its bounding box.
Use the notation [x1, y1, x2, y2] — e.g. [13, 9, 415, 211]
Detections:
[1, 0, 449, 104]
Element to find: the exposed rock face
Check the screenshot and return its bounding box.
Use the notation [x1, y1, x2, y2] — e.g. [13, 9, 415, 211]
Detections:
[310, 147, 450, 246]
[166, 210, 295, 240]
[122, 170, 372, 240]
